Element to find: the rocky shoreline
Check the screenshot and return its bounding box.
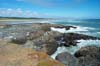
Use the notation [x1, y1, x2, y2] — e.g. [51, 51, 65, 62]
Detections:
[0, 23, 100, 66]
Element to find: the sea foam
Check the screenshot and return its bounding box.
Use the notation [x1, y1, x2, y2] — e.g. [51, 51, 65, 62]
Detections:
[51, 39, 100, 59]
[51, 27, 66, 33]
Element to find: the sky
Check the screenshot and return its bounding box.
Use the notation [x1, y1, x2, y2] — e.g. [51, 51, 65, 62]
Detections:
[0, 0, 100, 18]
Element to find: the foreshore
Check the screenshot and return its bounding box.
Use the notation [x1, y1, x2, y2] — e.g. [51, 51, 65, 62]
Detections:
[0, 22, 100, 66]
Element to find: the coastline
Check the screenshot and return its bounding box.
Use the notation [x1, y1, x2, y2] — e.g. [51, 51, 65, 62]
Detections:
[0, 21, 100, 66]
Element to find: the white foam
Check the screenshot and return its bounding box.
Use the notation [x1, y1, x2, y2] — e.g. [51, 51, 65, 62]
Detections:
[77, 39, 100, 48]
[68, 26, 88, 32]
[50, 26, 94, 33]
[97, 32, 100, 34]
[51, 27, 66, 33]
[51, 46, 67, 59]
[51, 39, 100, 59]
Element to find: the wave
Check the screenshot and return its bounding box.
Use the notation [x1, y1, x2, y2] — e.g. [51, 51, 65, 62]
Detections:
[51, 26, 95, 34]
[51, 39, 100, 59]
[51, 27, 66, 33]
[97, 32, 100, 34]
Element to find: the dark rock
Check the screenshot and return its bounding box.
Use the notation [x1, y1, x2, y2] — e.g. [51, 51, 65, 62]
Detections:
[74, 46, 100, 66]
[64, 26, 77, 30]
[56, 52, 78, 66]
[60, 33, 100, 47]
[64, 33, 100, 40]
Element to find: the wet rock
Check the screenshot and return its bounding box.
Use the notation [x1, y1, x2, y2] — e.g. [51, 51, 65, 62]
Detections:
[56, 52, 78, 66]
[60, 33, 100, 47]
[74, 46, 100, 66]
[64, 33, 100, 40]
[0, 40, 65, 66]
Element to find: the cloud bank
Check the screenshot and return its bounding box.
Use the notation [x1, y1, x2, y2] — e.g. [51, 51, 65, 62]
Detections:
[0, 8, 49, 17]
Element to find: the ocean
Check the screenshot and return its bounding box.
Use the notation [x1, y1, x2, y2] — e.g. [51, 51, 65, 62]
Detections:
[52, 19, 100, 38]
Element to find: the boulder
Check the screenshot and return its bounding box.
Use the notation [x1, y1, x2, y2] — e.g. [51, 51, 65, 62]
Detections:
[11, 33, 27, 44]
[56, 52, 78, 66]
[74, 46, 100, 66]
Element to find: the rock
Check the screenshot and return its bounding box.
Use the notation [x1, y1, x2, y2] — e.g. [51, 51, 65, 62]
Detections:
[32, 31, 61, 55]
[27, 30, 45, 40]
[0, 40, 65, 66]
[11, 33, 27, 44]
[64, 33, 100, 40]
[59, 33, 100, 47]
[56, 52, 78, 66]
[74, 46, 100, 66]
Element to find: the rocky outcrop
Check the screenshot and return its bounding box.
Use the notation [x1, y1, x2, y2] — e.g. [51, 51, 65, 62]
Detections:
[32, 31, 62, 55]
[64, 33, 100, 40]
[0, 40, 65, 66]
[56, 33, 100, 47]
[74, 46, 100, 66]
[56, 52, 78, 66]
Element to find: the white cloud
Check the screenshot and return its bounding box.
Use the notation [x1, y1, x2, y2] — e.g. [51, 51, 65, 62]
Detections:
[0, 8, 45, 17]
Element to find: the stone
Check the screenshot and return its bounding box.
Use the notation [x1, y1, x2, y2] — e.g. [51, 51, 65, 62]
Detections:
[11, 33, 27, 44]
[56, 52, 78, 66]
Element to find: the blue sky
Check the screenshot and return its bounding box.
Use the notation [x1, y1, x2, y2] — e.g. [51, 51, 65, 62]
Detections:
[0, 0, 100, 18]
